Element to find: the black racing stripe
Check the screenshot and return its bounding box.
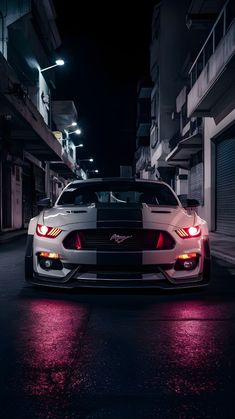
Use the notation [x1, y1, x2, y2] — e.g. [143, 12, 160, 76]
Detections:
[97, 208, 143, 223]
[97, 221, 142, 228]
[97, 252, 142, 266]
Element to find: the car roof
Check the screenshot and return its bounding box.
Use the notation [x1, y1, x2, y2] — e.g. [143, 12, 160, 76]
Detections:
[67, 177, 167, 187]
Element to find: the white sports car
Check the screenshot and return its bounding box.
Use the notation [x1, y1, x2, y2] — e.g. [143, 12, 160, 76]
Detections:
[25, 178, 211, 289]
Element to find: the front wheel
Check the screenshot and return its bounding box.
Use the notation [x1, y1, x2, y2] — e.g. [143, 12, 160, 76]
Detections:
[202, 256, 211, 284]
[25, 235, 34, 280]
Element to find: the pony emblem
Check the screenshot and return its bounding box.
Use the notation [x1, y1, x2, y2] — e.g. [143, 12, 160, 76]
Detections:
[110, 234, 133, 244]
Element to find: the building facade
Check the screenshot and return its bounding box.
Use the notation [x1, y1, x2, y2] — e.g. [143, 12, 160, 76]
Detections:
[137, 0, 235, 234]
[0, 0, 83, 232]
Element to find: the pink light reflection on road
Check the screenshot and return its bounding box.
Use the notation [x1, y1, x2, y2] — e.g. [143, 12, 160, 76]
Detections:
[164, 302, 224, 395]
[17, 299, 88, 396]
[144, 301, 226, 396]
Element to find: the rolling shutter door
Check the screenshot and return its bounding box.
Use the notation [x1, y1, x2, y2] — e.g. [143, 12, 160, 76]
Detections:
[189, 163, 203, 205]
[216, 138, 235, 235]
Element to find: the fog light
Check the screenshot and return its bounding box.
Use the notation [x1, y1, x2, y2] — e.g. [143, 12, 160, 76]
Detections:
[39, 258, 53, 270]
[44, 259, 53, 269]
[183, 260, 196, 270]
[174, 253, 199, 271]
[38, 252, 63, 271]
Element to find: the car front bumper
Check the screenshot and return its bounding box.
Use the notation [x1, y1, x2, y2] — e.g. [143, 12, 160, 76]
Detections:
[26, 263, 209, 290]
[25, 233, 211, 289]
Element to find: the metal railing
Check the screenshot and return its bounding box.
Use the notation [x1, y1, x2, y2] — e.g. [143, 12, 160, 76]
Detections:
[189, 0, 235, 88]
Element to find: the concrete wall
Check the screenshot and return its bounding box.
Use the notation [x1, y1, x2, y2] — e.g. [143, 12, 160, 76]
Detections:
[199, 109, 235, 230]
[0, 0, 31, 58]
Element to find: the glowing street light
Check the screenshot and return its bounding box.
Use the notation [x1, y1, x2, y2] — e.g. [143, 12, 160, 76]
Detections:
[88, 169, 99, 173]
[66, 122, 78, 128]
[40, 59, 65, 72]
[79, 158, 94, 162]
[64, 128, 81, 136]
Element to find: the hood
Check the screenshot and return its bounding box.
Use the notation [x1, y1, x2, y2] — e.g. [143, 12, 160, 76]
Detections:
[43, 205, 97, 227]
[142, 204, 195, 228]
[42, 203, 195, 228]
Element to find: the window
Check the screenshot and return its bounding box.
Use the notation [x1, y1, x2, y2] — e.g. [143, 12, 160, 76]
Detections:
[57, 181, 179, 206]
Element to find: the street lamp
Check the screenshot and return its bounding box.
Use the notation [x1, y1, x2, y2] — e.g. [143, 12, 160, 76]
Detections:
[71, 129, 81, 135]
[88, 169, 99, 173]
[65, 122, 77, 128]
[40, 59, 65, 72]
[75, 144, 84, 148]
[64, 128, 82, 136]
[79, 158, 94, 162]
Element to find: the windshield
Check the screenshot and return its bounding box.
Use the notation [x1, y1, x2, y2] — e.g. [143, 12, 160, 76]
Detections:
[57, 181, 179, 206]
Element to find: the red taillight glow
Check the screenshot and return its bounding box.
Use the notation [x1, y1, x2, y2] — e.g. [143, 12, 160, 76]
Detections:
[36, 224, 62, 238]
[175, 226, 201, 239]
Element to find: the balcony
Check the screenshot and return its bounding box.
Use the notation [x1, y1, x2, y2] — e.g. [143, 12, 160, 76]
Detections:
[166, 118, 202, 169]
[166, 128, 202, 170]
[0, 53, 61, 161]
[186, 0, 224, 29]
[52, 101, 78, 132]
[187, 0, 235, 119]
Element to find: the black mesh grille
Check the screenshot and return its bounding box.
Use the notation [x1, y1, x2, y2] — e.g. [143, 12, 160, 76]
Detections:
[63, 229, 175, 251]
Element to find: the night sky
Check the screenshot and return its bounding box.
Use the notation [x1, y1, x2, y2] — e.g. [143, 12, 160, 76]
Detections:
[53, 1, 156, 177]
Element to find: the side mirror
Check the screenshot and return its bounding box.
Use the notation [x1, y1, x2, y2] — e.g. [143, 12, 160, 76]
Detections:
[178, 195, 200, 208]
[186, 198, 200, 208]
[37, 197, 51, 208]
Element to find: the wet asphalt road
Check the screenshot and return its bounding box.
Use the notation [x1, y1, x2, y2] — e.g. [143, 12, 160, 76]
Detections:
[1, 237, 235, 418]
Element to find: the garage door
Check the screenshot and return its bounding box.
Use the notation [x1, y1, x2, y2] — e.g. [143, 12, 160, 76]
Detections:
[216, 138, 235, 235]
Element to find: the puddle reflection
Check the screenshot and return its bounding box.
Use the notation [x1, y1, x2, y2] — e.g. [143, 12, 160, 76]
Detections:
[18, 299, 88, 396]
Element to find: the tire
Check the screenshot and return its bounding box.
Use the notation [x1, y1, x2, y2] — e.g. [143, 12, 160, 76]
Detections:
[203, 256, 211, 284]
[25, 235, 34, 280]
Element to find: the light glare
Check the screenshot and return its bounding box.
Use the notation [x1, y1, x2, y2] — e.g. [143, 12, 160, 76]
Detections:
[56, 59, 64, 66]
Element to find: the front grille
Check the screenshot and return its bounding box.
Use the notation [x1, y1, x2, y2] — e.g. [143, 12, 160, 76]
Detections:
[63, 229, 175, 251]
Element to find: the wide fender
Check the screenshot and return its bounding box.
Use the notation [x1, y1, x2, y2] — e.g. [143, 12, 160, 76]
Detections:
[27, 212, 44, 235]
